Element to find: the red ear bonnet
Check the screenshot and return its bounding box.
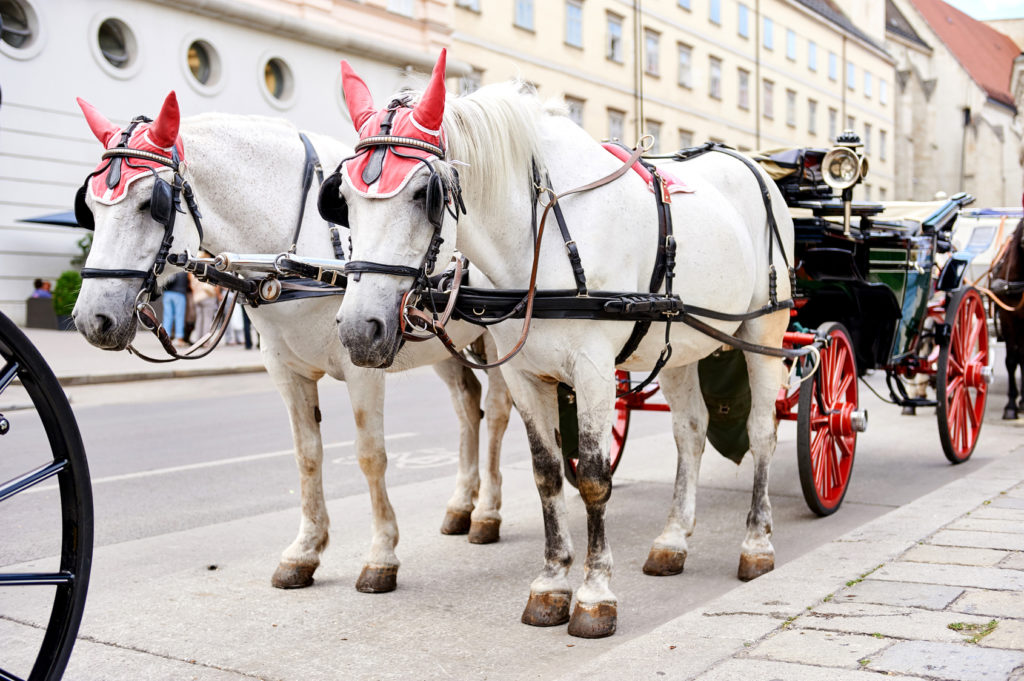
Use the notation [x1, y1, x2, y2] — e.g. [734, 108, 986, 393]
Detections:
[148, 92, 180, 149]
[341, 60, 377, 132]
[412, 49, 447, 133]
[77, 97, 120, 146]
[341, 50, 450, 198]
[78, 92, 185, 205]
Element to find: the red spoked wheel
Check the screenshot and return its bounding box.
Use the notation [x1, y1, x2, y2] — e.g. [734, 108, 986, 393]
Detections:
[563, 371, 632, 488]
[937, 287, 990, 464]
[797, 322, 860, 516]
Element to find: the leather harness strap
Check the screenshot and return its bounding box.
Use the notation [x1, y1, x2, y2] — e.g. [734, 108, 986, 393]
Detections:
[290, 133, 345, 259]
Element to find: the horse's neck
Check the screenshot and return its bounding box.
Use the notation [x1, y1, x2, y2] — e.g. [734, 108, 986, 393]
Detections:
[179, 117, 318, 256]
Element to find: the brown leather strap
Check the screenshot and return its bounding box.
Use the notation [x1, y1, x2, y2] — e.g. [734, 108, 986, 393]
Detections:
[127, 291, 238, 363]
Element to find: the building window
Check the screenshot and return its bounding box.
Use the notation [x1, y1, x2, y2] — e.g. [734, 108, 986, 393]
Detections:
[762, 79, 774, 119]
[264, 57, 294, 101]
[97, 18, 137, 70]
[786, 29, 796, 60]
[515, 0, 533, 30]
[864, 71, 872, 98]
[709, 0, 721, 25]
[677, 43, 692, 88]
[679, 128, 694, 149]
[808, 41, 817, 72]
[0, 0, 36, 50]
[738, 68, 750, 110]
[187, 40, 221, 87]
[679, 0, 691, 9]
[828, 107, 837, 140]
[847, 62, 855, 90]
[708, 56, 722, 99]
[828, 52, 837, 81]
[566, 0, 583, 47]
[565, 96, 585, 127]
[864, 122, 872, 155]
[807, 99, 817, 135]
[785, 89, 796, 126]
[880, 79, 888, 105]
[879, 186, 887, 201]
[645, 29, 660, 75]
[645, 119, 662, 152]
[608, 108, 625, 140]
[738, 4, 749, 37]
[879, 129, 887, 161]
[455, 0, 481, 9]
[460, 68, 482, 95]
[607, 13, 623, 62]
[846, 115, 855, 131]
[763, 17, 773, 50]
[864, 183, 872, 201]
[387, 0, 414, 17]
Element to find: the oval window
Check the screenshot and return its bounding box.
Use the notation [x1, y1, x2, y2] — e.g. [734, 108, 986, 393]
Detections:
[0, 0, 33, 49]
[97, 18, 134, 69]
[264, 57, 292, 100]
[187, 40, 218, 85]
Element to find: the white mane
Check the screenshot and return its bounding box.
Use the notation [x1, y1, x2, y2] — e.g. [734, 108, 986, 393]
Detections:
[441, 82, 554, 215]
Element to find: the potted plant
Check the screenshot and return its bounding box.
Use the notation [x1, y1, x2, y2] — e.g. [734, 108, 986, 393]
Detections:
[52, 270, 82, 331]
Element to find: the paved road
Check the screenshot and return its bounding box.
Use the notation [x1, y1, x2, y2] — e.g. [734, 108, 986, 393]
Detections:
[2, 350, 1023, 680]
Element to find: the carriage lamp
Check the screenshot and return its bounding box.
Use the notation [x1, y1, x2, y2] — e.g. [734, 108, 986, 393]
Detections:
[822, 131, 867, 235]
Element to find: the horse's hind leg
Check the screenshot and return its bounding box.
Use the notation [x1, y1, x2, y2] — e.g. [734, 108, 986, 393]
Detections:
[737, 347, 784, 581]
[470, 334, 514, 544]
[265, 359, 329, 590]
[433, 359, 483, 536]
[1005, 351, 1019, 420]
[643, 364, 707, 576]
[345, 369, 401, 592]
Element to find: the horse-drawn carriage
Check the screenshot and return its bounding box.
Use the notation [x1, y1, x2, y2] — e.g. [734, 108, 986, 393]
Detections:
[583, 133, 991, 517]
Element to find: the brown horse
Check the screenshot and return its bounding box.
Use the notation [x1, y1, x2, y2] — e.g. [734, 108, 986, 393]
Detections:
[992, 217, 1024, 419]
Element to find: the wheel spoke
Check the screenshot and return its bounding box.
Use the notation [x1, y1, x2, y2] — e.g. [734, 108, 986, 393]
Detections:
[0, 460, 67, 503]
[0, 664, 27, 681]
[0, 359, 18, 395]
[0, 571, 74, 586]
[835, 373, 853, 403]
[836, 433, 854, 461]
[811, 428, 828, 491]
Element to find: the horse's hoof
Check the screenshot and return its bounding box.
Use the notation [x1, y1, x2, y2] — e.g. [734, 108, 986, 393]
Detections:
[642, 548, 686, 576]
[441, 510, 472, 535]
[738, 553, 774, 581]
[567, 602, 617, 639]
[355, 565, 398, 593]
[1003, 408, 1018, 420]
[521, 591, 571, 627]
[901, 405, 917, 416]
[468, 518, 501, 544]
[271, 562, 316, 589]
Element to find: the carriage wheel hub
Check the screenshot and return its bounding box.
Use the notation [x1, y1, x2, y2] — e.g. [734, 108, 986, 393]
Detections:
[965, 363, 988, 389]
[828, 403, 859, 438]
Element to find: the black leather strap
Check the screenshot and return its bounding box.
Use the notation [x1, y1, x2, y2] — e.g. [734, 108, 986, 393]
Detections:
[81, 268, 148, 279]
[345, 260, 421, 279]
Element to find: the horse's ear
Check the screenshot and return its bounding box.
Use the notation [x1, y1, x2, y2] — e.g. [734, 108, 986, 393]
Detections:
[149, 91, 180, 149]
[341, 60, 376, 132]
[77, 97, 120, 146]
[413, 49, 447, 133]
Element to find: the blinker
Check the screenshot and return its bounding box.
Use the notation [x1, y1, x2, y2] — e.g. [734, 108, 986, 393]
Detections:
[150, 177, 175, 225]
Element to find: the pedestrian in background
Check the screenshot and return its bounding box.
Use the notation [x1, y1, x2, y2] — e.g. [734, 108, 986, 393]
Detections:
[162, 271, 190, 347]
[31, 279, 52, 298]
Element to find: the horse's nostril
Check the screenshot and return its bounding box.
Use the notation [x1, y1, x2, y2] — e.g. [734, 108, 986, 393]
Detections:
[367, 317, 385, 342]
[96, 314, 114, 334]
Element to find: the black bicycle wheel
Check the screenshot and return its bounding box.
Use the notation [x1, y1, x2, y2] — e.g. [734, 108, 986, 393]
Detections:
[0, 312, 92, 681]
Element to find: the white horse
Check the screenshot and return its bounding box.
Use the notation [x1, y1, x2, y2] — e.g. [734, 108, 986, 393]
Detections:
[71, 92, 513, 594]
[330, 51, 794, 637]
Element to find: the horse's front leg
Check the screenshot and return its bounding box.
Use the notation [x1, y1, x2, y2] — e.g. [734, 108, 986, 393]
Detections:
[643, 364, 707, 576]
[471, 334, 514, 543]
[264, 357, 329, 589]
[738, 349, 784, 581]
[1004, 352, 1019, 420]
[502, 371, 575, 628]
[345, 369, 401, 592]
[567, 360, 618, 638]
[433, 359, 484, 537]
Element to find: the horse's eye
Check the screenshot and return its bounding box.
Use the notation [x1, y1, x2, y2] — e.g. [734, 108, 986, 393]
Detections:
[139, 199, 151, 213]
[411, 186, 427, 202]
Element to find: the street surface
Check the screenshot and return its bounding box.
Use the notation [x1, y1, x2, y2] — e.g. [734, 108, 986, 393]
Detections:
[2, 346, 1024, 680]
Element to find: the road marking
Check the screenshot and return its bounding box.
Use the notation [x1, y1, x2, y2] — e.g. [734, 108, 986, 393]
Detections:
[23, 432, 416, 494]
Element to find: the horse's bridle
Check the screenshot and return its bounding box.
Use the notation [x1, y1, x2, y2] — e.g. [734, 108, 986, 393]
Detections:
[322, 99, 465, 290]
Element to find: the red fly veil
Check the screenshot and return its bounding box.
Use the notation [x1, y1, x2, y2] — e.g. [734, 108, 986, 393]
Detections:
[340, 50, 448, 197]
[77, 92, 184, 205]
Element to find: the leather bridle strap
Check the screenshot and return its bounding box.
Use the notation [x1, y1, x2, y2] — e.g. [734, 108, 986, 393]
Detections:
[127, 290, 238, 363]
[81, 268, 149, 279]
